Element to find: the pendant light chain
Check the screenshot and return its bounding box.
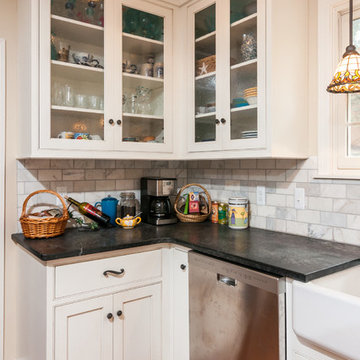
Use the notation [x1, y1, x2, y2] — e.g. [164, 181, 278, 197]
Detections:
[350, 0, 354, 46]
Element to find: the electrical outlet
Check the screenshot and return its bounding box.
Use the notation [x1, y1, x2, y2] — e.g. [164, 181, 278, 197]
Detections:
[295, 188, 305, 209]
[257, 186, 266, 205]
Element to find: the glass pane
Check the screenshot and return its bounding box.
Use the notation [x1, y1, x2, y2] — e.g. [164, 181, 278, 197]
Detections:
[230, 1, 258, 140]
[50, 0, 105, 141]
[195, 4, 215, 39]
[122, 116, 164, 144]
[349, 94, 360, 123]
[348, 126, 360, 157]
[195, 75, 216, 114]
[52, 0, 105, 26]
[122, 6, 164, 144]
[122, 6, 164, 41]
[195, 115, 216, 143]
[231, 0, 257, 24]
[194, 4, 216, 144]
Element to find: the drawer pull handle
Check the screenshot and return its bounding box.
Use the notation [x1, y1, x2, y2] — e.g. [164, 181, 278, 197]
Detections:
[107, 313, 113, 320]
[217, 274, 237, 287]
[180, 264, 187, 270]
[103, 269, 125, 277]
[117, 310, 123, 317]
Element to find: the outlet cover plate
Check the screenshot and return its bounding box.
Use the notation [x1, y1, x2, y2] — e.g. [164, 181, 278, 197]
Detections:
[257, 186, 266, 206]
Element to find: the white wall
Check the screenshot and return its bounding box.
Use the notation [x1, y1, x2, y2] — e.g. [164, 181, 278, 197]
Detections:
[0, 0, 18, 359]
[0, 38, 6, 360]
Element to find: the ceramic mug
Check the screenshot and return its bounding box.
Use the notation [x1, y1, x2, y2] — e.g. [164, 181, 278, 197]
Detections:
[115, 215, 141, 229]
[95, 196, 119, 226]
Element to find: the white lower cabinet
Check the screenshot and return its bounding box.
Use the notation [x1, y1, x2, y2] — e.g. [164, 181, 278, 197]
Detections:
[55, 284, 161, 360]
[113, 284, 162, 360]
[55, 295, 113, 360]
[16, 246, 189, 360]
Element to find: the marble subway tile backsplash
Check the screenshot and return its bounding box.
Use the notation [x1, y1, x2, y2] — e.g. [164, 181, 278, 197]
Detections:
[188, 157, 360, 245]
[16, 157, 360, 245]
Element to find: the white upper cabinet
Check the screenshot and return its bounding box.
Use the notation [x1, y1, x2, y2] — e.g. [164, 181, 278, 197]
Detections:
[19, 0, 173, 159]
[18, 0, 309, 160]
[186, 0, 309, 159]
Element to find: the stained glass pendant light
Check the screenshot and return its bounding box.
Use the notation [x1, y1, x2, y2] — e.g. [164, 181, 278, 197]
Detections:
[327, 0, 360, 93]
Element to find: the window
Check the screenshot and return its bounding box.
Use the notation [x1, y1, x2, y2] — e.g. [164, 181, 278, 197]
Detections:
[318, 0, 360, 178]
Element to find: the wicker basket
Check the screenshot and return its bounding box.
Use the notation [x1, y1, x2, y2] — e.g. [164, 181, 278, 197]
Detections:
[20, 190, 69, 239]
[174, 183, 212, 223]
[196, 55, 216, 76]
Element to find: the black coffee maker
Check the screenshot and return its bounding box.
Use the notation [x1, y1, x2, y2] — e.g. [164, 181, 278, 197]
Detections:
[141, 177, 178, 225]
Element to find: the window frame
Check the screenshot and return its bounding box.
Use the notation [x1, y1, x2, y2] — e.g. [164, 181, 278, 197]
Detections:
[318, 0, 360, 178]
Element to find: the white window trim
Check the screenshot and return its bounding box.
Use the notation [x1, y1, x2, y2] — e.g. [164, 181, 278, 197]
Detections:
[318, 0, 360, 178]
[0, 38, 5, 360]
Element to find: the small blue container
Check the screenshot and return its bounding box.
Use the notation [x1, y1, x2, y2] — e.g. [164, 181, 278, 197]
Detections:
[95, 195, 119, 226]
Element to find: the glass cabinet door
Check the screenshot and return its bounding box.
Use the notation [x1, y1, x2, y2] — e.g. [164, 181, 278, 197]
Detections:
[225, 0, 265, 149]
[119, 4, 168, 149]
[189, 2, 220, 150]
[42, 0, 108, 148]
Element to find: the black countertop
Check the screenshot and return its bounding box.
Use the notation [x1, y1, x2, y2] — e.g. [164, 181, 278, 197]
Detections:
[12, 222, 360, 282]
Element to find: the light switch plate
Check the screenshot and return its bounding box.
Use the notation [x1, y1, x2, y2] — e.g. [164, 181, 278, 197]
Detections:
[295, 188, 305, 209]
[257, 186, 266, 205]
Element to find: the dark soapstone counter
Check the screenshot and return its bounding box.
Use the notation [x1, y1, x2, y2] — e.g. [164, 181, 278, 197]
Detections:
[12, 222, 360, 282]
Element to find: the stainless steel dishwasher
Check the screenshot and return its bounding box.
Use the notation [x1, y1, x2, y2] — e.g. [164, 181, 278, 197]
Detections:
[189, 251, 286, 360]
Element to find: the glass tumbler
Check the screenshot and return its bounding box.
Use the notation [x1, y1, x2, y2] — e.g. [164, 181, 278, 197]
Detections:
[63, 84, 74, 107]
[75, 94, 88, 108]
[88, 95, 101, 109]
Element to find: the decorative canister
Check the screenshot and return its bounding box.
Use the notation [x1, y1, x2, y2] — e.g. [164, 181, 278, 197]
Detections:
[228, 197, 249, 230]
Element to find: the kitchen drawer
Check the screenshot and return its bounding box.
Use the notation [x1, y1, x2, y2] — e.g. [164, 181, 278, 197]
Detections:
[55, 250, 162, 298]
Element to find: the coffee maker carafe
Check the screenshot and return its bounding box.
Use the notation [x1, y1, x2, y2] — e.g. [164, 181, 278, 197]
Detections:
[141, 177, 178, 225]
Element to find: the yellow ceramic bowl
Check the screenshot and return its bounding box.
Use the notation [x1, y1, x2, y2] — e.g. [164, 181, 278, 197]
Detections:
[115, 215, 141, 229]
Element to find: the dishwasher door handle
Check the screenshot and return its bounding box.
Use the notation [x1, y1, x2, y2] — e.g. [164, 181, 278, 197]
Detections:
[217, 274, 237, 287]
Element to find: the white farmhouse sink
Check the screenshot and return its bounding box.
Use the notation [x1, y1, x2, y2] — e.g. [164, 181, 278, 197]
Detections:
[293, 266, 360, 360]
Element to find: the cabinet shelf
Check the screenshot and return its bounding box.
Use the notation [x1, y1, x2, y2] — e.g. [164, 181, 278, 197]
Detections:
[51, 15, 104, 47]
[195, 31, 216, 43]
[195, 112, 216, 119]
[231, 13, 257, 29]
[195, 71, 216, 81]
[123, 113, 163, 120]
[231, 58, 257, 71]
[51, 105, 104, 114]
[123, 73, 164, 90]
[123, 33, 163, 56]
[51, 60, 104, 82]
[231, 104, 257, 113]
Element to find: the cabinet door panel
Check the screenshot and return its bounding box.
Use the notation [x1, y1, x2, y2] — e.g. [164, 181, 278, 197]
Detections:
[115, 0, 173, 153]
[223, 0, 266, 150]
[39, 0, 115, 151]
[187, 0, 222, 152]
[172, 250, 189, 360]
[55, 295, 113, 360]
[114, 283, 162, 360]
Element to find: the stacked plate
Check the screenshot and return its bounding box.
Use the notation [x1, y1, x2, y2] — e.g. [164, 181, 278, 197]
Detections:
[241, 130, 257, 139]
[243, 87, 257, 105]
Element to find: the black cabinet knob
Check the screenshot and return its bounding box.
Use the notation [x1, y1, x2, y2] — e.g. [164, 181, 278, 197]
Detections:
[180, 264, 186, 270]
[215, 119, 220, 125]
[107, 313, 113, 320]
[117, 119, 122, 125]
[109, 119, 114, 125]
[117, 310, 123, 317]
[220, 118, 226, 124]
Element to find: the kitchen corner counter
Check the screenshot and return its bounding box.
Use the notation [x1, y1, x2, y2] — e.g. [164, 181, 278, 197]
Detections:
[11, 222, 360, 282]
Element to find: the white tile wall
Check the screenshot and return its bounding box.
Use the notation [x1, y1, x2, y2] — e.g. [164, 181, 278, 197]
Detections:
[16, 157, 360, 245]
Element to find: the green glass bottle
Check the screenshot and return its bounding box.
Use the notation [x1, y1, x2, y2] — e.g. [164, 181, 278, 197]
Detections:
[65, 196, 110, 227]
